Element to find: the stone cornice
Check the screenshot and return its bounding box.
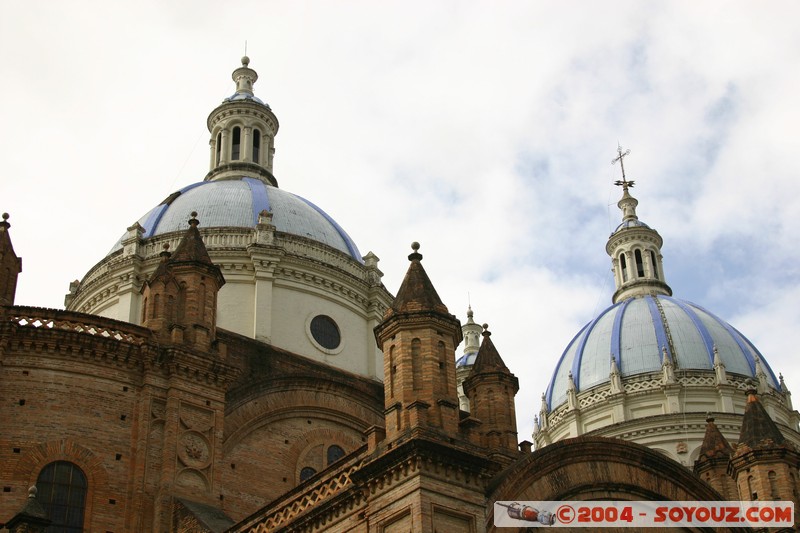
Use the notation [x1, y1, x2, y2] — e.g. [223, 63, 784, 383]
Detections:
[605, 227, 664, 253]
[373, 310, 462, 348]
[206, 100, 278, 133]
[728, 446, 800, 475]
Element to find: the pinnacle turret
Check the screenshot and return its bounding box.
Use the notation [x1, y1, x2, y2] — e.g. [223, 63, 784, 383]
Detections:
[374, 243, 462, 441]
[462, 325, 520, 454]
[141, 214, 225, 350]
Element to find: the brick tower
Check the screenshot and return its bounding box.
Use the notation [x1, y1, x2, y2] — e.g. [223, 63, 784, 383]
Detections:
[462, 325, 520, 456]
[728, 387, 800, 526]
[373, 242, 462, 441]
[0, 213, 22, 306]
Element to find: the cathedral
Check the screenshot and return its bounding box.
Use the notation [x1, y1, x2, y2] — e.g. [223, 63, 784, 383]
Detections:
[1, 58, 798, 532]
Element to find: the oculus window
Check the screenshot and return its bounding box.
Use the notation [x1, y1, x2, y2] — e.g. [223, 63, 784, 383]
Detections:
[310, 315, 340, 349]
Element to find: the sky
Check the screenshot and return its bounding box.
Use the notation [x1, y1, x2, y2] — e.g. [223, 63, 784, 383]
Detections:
[1, 1, 799, 442]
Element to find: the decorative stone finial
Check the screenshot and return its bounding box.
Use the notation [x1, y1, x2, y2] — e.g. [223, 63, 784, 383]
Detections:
[160, 243, 171, 260]
[28, 485, 37, 498]
[482, 323, 491, 336]
[1, 212, 9, 229]
[189, 211, 199, 227]
[241, 55, 250, 67]
[408, 241, 422, 261]
[706, 412, 715, 423]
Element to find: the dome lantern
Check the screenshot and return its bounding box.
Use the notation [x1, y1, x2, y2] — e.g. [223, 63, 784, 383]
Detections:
[205, 57, 280, 185]
[605, 146, 672, 303]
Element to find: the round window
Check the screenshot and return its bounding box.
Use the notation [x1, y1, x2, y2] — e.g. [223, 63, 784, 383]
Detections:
[310, 315, 340, 350]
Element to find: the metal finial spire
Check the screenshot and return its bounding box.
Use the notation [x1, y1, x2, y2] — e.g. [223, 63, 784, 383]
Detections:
[612, 144, 635, 191]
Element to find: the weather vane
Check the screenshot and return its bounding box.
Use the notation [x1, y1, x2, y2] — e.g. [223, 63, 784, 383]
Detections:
[612, 144, 634, 191]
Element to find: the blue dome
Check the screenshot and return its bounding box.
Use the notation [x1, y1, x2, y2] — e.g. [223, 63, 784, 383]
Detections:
[111, 177, 361, 261]
[546, 295, 779, 410]
[456, 351, 478, 367]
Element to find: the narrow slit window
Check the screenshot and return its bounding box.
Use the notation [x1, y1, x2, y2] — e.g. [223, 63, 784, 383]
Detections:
[635, 249, 645, 278]
[253, 129, 261, 163]
[620, 254, 628, 282]
[231, 127, 241, 160]
[215, 132, 222, 165]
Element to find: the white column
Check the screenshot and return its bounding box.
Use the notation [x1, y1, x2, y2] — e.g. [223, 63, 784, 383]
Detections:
[208, 139, 216, 170]
[220, 129, 230, 164]
[242, 127, 252, 162]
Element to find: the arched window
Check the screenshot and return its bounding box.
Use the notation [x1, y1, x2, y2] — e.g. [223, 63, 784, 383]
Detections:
[769, 470, 779, 498]
[36, 461, 87, 532]
[299, 466, 317, 482]
[620, 254, 628, 282]
[634, 249, 645, 278]
[253, 128, 261, 163]
[215, 132, 222, 165]
[650, 251, 659, 280]
[327, 445, 345, 466]
[231, 127, 241, 160]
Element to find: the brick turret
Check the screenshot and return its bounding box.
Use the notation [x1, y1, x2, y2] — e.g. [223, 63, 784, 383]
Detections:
[0, 213, 22, 306]
[728, 388, 800, 519]
[693, 415, 736, 498]
[462, 325, 519, 455]
[5, 486, 51, 533]
[373, 243, 462, 441]
[141, 213, 225, 351]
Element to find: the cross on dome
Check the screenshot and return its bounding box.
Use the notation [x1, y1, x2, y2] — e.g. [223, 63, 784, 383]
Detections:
[612, 144, 635, 191]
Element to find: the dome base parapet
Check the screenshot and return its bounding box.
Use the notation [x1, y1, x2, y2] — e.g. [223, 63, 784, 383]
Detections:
[537, 369, 798, 456]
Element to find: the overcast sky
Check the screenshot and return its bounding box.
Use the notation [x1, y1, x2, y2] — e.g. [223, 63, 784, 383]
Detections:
[2, 1, 799, 441]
